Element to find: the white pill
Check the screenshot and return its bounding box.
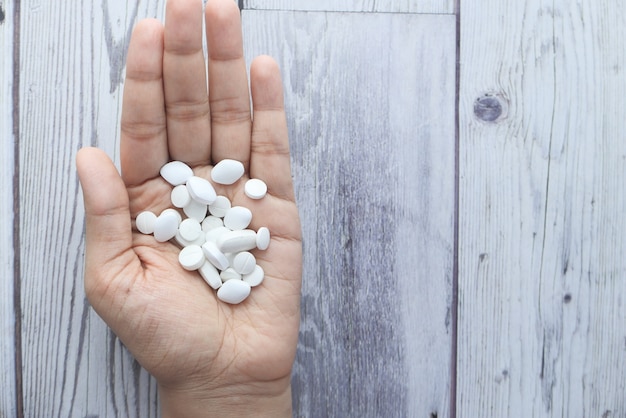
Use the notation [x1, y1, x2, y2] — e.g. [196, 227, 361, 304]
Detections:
[205, 226, 230, 244]
[136, 211, 157, 235]
[183, 199, 207, 222]
[217, 229, 257, 253]
[178, 245, 205, 271]
[233, 252, 256, 275]
[160, 161, 193, 186]
[202, 216, 224, 232]
[256, 227, 270, 251]
[217, 279, 251, 304]
[186, 176, 217, 205]
[161, 208, 182, 225]
[243, 265, 264, 287]
[199, 261, 222, 289]
[211, 159, 245, 185]
[173, 229, 206, 248]
[223, 206, 252, 230]
[202, 241, 230, 271]
[171, 184, 191, 208]
[179, 218, 202, 242]
[244, 178, 268, 199]
[220, 267, 242, 282]
[209, 195, 231, 218]
[153, 211, 180, 242]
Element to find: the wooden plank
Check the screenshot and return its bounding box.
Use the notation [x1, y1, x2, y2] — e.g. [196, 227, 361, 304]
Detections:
[18, 0, 164, 416]
[0, 0, 18, 415]
[243, 0, 455, 15]
[458, 1, 626, 416]
[243, 10, 456, 417]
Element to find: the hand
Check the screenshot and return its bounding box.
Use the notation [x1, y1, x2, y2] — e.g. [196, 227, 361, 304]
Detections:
[76, 0, 302, 416]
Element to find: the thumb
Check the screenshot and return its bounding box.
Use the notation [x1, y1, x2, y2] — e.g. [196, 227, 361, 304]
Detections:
[76, 147, 136, 294]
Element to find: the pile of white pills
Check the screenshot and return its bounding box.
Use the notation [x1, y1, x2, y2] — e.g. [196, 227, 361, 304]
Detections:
[135, 159, 270, 305]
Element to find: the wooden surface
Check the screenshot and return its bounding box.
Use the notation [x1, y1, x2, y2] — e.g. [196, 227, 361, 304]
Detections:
[243, 0, 455, 14]
[458, 0, 626, 417]
[3, 0, 626, 417]
[1, 0, 18, 416]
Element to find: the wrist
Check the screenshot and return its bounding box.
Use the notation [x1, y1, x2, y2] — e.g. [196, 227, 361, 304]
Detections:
[159, 378, 293, 418]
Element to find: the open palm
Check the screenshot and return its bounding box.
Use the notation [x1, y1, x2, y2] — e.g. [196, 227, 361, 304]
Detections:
[76, 0, 301, 413]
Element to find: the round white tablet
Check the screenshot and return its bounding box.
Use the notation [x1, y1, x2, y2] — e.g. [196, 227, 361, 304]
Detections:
[171, 184, 191, 208]
[160, 161, 193, 186]
[233, 251, 256, 275]
[211, 159, 245, 185]
[136, 211, 157, 235]
[178, 245, 205, 271]
[243, 265, 264, 287]
[244, 178, 267, 199]
[183, 199, 207, 222]
[256, 227, 270, 251]
[223, 206, 252, 230]
[217, 279, 251, 304]
[179, 218, 202, 242]
[202, 216, 224, 232]
[209, 195, 231, 218]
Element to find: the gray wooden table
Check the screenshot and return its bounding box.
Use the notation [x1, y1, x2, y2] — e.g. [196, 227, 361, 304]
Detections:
[1, 0, 625, 417]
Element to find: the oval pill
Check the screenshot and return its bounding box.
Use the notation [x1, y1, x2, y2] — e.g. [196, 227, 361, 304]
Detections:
[136, 211, 157, 234]
[178, 245, 205, 271]
[171, 184, 191, 208]
[209, 195, 231, 218]
[217, 229, 258, 253]
[211, 159, 245, 185]
[186, 176, 217, 205]
[179, 218, 202, 242]
[161, 208, 182, 225]
[244, 178, 267, 199]
[160, 161, 193, 186]
[223, 206, 252, 230]
[199, 261, 222, 289]
[217, 279, 251, 304]
[153, 211, 180, 242]
[233, 252, 256, 275]
[202, 241, 230, 271]
[256, 227, 270, 251]
[243, 265, 264, 287]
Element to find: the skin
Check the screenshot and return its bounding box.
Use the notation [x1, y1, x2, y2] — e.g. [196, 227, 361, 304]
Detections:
[75, 0, 302, 416]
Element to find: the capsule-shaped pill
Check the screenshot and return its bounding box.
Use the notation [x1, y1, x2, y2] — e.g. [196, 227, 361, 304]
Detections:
[217, 229, 257, 253]
[217, 279, 251, 304]
[199, 261, 222, 289]
[202, 241, 230, 271]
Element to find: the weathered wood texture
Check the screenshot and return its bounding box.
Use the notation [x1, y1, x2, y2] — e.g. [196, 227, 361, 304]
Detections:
[458, 1, 626, 417]
[1, 0, 18, 416]
[243, 11, 456, 417]
[17, 0, 163, 416]
[244, 0, 455, 14]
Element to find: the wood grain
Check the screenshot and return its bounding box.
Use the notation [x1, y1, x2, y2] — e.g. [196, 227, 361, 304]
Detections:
[244, 0, 454, 14]
[243, 10, 456, 417]
[1, 0, 18, 415]
[458, 1, 626, 416]
[17, 0, 164, 416]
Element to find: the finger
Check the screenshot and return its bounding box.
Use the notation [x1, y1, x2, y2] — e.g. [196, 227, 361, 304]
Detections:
[249, 56, 295, 201]
[76, 148, 139, 295]
[163, 0, 211, 165]
[205, 0, 252, 167]
[120, 19, 169, 187]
